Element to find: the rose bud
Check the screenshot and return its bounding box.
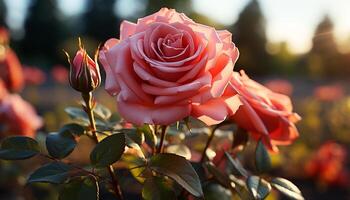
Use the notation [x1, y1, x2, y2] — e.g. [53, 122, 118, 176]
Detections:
[65, 39, 100, 93]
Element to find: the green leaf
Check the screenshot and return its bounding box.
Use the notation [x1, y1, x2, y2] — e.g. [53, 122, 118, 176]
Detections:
[46, 131, 77, 159]
[90, 133, 125, 168]
[28, 162, 74, 184]
[60, 123, 85, 136]
[123, 128, 144, 146]
[232, 127, 249, 150]
[65, 107, 89, 122]
[122, 154, 146, 183]
[166, 144, 191, 160]
[124, 135, 145, 159]
[149, 153, 203, 197]
[271, 178, 304, 200]
[246, 176, 271, 200]
[94, 103, 112, 120]
[138, 124, 156, 148]
[0, 136, 40, 160]
[230, 176, 255, 200]
[190, 162, 206, 183]
[255, 140, 271, 173]
[225, 152, 248, 177]
[206, 162, 231, 188]
[203, 183, 232, 200]
[125, 135, 142, 151]
[142, 176, 176, 200]
[59, 176, 99, 200]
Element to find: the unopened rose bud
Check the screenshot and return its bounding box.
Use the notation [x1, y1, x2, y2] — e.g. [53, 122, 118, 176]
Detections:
[65, 38, 101, 93]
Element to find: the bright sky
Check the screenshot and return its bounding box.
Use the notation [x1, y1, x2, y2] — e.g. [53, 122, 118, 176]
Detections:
[5, 0, 350, 54]
[192, 0, 350, 54]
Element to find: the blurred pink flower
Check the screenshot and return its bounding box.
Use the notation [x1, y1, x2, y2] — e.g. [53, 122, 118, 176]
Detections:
[305, 141, 349, 186]
[23, 66, 46, 85]
[0, 94, 43, 138]
[313, 84, 344, 102]
[51, 65, 68, 84]
[0, 27, 9, 44]
[264, 79, 293, 96]
[0, 48, 24, 92]
[0, 79, 8, 101]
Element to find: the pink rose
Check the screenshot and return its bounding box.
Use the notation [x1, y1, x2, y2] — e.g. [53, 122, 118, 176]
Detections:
[0, 27, 9, 45]
[0, 94, 43, 138]
[313, 84, 344, 102]
[264, 79, 293, 96]
[0, 48, 24, 92]
[229, 70, 300, 151]
[100, 8, 241, 125]
[51, 65, 68, 84]
[0, 79, 7, 101]
[23, 66, 47, 85]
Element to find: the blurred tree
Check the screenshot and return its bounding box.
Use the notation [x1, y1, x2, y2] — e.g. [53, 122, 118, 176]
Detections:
[308, 16, 343, 77]
[20, 0, 68, 66]
[84, 0, 120, 43]
[230, 0, 270, 76]
[145, 0, 221, 28]
[0, 0, 6, 27]
[269, 42, 298, 75]
[145, 0, 191, 15]
[188, 12, 224, 29]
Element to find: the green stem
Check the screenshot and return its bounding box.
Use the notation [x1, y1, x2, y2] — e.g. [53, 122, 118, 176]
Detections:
[200, 126, 219, 163]
[82, 92, 124, 200]
[156, 125, 167, 154]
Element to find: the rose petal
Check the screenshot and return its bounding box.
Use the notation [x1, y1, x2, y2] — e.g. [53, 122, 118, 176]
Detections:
[104, 39, 153, 103]
[144, 22, 179, 58]
[192, 94, 242, 126]
[99, 39, 120, 95]
[120, 20, 137, 40]
[117, 95, 191, 125]
[176, 54, 208, 83]
[133, 62, 179, 87]
[141, 73, 211, 96]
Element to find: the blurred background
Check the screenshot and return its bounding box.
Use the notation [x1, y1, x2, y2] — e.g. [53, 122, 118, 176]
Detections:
[0, 0, 350, 199]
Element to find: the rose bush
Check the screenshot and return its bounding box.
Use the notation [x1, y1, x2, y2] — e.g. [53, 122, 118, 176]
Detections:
[229, 70, 300, 151]
[0, 9, 306, 200]
[100, 8, 241, 126]
[305, 141, 349, 186]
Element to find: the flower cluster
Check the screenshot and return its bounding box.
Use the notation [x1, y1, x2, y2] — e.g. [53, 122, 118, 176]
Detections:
[305, 141, 349, 186]
[0, 27, 42, 138]
[100, 8, 300, 151]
